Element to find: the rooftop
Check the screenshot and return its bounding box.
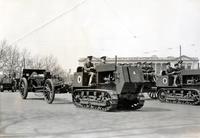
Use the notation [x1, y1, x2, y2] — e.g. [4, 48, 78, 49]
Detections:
[79, 55, 199, 62]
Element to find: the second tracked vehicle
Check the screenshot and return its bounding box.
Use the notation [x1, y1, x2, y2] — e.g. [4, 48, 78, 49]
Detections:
[156, 69, 200, 105]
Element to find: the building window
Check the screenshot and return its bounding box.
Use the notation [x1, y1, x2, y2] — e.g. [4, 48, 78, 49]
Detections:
[187, 63, 192, 69]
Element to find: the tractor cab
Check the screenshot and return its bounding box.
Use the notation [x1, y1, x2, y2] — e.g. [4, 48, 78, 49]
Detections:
[73, 64, 116, 87]
[95, 64, 115, 84]
[156, 69, 200, 87]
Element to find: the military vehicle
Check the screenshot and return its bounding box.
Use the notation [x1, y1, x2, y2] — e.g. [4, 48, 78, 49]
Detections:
[0, 75, 16, 92]
[20, 69, 68, 104]
[156, 69, 200, 105]
[71, 63, 149, 111]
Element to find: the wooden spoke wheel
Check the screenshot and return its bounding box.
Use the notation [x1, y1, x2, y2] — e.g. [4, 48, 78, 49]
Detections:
[20, 78, 28, 99]
[44, 79, 55, 104]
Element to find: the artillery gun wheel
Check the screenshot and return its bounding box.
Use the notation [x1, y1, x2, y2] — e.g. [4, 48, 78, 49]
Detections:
[43, 79, 55, 104]
[20, 78, 28, 99]
[157, 89, 167, 103]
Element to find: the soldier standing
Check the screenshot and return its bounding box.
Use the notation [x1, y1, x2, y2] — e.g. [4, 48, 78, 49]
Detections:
[173, 60, 184, 85]
[147, 62, 155, 82]
[142, 62, 148, 80]
[165, 62, 175, 86]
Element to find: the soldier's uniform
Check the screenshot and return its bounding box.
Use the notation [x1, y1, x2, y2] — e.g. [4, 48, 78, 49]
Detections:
[173, 61, 184, 85]
[146, 63, 155, 82]
[84, 56, 95, 86]
[135, 62, 142, 68]
[142, 62, 148, 80]
[165, 62, 175, 86]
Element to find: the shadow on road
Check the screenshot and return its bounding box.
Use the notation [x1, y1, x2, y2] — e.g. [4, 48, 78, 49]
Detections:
[115, 107, 171, 112]
[53, 100, 72, 104]
[140, 107, 171, 112]
[26, 98, 44, 100]
[26, 98, 72, 104]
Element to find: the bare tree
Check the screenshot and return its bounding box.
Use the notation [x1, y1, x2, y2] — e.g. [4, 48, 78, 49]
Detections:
[0, 40, 9, 70]
[0, 39, 68, 82]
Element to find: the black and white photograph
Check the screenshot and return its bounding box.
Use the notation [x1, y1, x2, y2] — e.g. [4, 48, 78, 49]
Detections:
[0, 0, 200, 137]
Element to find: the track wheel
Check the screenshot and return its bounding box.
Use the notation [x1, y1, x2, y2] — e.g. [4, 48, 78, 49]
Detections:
[148, 91, 158, 99]
[20, 78, 28, 99]
[157, 89, 167, 102]
[44, 79, 55, 104]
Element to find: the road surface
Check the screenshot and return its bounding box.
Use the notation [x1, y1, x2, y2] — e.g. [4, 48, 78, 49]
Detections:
[0, 91, 200, 138]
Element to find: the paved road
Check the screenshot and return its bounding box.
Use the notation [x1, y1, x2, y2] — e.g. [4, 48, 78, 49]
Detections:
[0, 91, 200, 138]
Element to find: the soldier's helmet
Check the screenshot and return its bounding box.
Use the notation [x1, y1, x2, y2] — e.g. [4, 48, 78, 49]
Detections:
[87, 56, 93, 59]
[100, 56, 106, 60]
[165, 62, 171, 65]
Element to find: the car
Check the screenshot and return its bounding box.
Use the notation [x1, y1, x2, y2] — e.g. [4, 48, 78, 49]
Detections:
[0, 75, 16, 92]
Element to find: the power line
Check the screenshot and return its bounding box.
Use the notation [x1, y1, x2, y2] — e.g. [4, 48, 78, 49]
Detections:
[10, 0, 87, 45]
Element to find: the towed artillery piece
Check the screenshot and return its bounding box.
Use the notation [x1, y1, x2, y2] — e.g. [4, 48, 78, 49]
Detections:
[156, 69, 200, 105]
[71, 63, 150, 111]
[20, 69, 68, 104]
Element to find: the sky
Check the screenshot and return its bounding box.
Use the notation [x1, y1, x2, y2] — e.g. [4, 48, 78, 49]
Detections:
[0, 0, 200, 71]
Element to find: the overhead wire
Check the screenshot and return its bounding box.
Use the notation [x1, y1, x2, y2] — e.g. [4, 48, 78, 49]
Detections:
[10, 0, 87, 45]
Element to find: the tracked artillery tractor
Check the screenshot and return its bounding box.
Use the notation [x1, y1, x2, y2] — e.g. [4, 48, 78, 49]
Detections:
[20, 69, 68, 104]
[72, 63, 149, 111]
[156, 69, 200, 105]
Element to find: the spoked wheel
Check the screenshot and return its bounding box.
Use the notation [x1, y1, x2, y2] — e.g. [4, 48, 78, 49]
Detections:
[43, 79, 55, 104]
[192, 90, 200, 105]
[157, 89, 167, 102]
[148, 91, 158, 99]
[20, 78, 28, 99]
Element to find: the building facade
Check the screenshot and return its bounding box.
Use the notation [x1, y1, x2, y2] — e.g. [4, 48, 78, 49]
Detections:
[79, 55, 199, 75]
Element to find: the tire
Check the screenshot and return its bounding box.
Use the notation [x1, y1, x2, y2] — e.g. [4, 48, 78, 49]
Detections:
[157, 89, 167, 102]
[20, 78, 28, 99]
[43, 79, 55, 104]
